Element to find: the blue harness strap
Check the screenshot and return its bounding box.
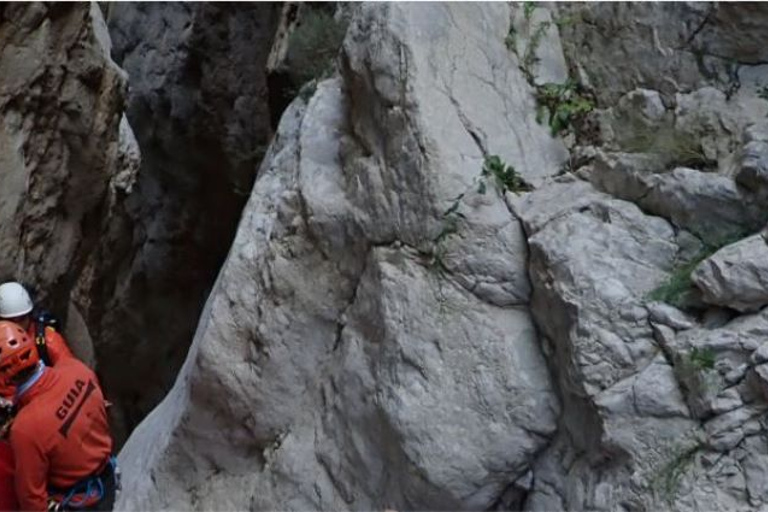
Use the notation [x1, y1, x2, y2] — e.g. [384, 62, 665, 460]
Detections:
[51, 456, 119, 510]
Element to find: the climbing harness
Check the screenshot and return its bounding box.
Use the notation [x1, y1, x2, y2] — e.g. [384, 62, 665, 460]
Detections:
[34, 310, 59, 366]
[48, 456, 121, 511]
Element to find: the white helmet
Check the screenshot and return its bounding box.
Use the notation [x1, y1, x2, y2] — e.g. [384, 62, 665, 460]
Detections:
[0, 282, 33, 318]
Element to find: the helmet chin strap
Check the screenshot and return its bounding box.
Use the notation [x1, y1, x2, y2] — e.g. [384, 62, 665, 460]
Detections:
[16, 361, 46, 399]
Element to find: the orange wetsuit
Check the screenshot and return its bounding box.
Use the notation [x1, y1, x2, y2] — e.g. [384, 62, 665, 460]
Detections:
[9, 357, 112, 511]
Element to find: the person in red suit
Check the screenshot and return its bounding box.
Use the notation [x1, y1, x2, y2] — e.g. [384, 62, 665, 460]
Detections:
[0, 321, 117, 511]
[0, 282, 74, 401]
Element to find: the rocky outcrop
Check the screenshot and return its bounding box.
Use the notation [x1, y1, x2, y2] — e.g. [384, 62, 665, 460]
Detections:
[114, 2, 768, 511]
[0, 3, 135, 361]
[72, 3, 280, 442]
[737, 121, 768, 196]
[692, 234, 768, 313]
[117, 3, 565, 510]
[556, 3, 768, 105]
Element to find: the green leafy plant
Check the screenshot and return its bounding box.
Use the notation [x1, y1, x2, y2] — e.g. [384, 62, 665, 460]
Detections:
[287, 9, 348, 86]
[523, 1, 536, 21]
[687, 347, 716, 371]
[481, 155, 532, 194]
[521, 21, 551, 80]
[427, 156, 532, 275]
[554, 14, 580, 28]
[646, 257, 703, 307]
[427, 192, 466, 273]
[534, 80, 595, 136]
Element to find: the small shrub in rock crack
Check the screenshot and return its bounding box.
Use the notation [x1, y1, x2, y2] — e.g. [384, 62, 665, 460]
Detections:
[480, 155, 532, 195]
[288, 9, 347, 86]
[427, 156, 531, 273]
[648, 230, 751, 307]
[535, 80, 595, 136]
[619, 124, 712, 170]
[686, 347, 716, 372]
[651, 443, 701, 504]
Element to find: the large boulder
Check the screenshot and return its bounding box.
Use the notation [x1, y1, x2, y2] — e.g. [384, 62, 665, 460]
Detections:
[514, 179, 703, 511]
[117, 3, 563, 510]
[590, 152, 765, 246]
[692, 234, 768, 313]
[737, 121, 768, 196]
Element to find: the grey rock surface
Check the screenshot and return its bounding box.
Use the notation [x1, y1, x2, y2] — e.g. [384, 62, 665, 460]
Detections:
[693, 234, 768, 313]
[117, 3, 562, 510]
[557, 3, 768, 105]
[0, 3, 132, 363]
[109, 2, 768, 511]
[737, 121, 768, 195]
[591, 152, 765, 245]
[80, 3, 280, 442]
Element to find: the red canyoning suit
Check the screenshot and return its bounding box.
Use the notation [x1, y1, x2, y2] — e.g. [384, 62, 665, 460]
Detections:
[9, 357, 112, 511]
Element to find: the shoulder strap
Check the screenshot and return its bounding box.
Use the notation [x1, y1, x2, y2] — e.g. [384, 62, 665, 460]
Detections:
[34, 319, 52, 367]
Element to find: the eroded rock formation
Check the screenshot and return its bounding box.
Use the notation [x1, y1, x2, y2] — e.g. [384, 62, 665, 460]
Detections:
[6, 1, 768, 511]
[117, 2, 768, 510]
[72, 3, 281, 443]
[0, 3, 136, 363]
[118, 3, 566, 510]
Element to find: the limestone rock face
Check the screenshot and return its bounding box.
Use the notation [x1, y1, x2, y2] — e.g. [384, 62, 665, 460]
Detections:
[0, 3, 134, 358]
[692, 235, 768, 313]
[117, 3, 564, 510]
[114, 2, 768, 512]
[74, 3, 280, 442]
[737, 121, 768, 196]
[557, 3, 768, 104]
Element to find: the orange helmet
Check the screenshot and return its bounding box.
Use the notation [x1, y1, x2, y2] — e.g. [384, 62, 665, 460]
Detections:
[0, 321, 39, 380]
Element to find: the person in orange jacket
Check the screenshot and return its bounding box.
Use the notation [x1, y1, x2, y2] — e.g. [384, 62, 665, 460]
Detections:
[0, 321, 118, 511]
[0, 282, 74, 400]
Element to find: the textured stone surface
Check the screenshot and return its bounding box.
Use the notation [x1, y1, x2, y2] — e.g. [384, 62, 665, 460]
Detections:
[118, 3, 562, 510]
[110, 2, 768, 511]
[737, 121, 768, 195]
[692, 234, 768, 312]
[591, 152, 766, 245]
[78, 3, 280, 442]
[557, 3, 768, 104]
[0, 3, 132, 362]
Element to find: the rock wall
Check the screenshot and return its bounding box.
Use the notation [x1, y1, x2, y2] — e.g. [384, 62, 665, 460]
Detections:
[71, 3, 280, 443]
[0, 3, 136, 362]
[522, 2, 768, 511]
[114, 2, 768, 511]
[118, 3, 565, 510]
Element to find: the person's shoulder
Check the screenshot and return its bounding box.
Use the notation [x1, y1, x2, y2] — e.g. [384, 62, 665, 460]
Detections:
[52, 356, 94, 379]
[44, 326, 67, 344]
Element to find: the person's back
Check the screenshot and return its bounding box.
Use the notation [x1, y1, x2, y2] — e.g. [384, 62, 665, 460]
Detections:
[0, 441, 18, 512]
[0, 322, 115, 511]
